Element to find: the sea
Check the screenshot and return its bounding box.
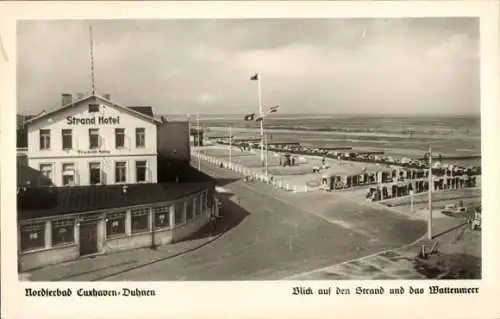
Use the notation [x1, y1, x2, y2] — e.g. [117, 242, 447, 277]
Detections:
[165, 114, 481, 165]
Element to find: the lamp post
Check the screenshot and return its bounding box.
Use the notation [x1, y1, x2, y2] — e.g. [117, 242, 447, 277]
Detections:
[151, 212, 157, 250]
[229, 126, 232, 166]
[428, 146, 433, 240]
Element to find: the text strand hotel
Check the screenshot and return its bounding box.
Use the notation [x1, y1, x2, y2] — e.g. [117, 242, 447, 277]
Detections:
[18, 93, 217, 272]
[26, 93, 159, 186]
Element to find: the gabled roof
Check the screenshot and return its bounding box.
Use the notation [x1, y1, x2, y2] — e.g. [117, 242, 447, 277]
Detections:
[17, 111, 46, 128]
[24, 95, 162, 126]
[128, 106, 154, 117]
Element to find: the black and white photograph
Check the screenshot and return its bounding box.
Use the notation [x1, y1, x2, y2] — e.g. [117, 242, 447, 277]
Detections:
[14, 17, 484, 282]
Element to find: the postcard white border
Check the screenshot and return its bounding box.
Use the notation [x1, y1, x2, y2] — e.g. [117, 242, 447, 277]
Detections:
[1, 1, 499, 319]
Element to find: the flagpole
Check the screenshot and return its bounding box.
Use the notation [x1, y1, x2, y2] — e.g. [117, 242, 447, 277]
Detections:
[258, 73, 264, 166]
[229, 126, 232, 165]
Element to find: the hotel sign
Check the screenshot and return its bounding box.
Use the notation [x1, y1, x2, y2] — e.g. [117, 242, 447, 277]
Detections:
[67, 116, 120, 125]
[77, 149, 111, 154]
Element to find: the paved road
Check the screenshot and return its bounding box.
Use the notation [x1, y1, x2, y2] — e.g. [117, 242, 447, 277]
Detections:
[103, 159, 426, 281]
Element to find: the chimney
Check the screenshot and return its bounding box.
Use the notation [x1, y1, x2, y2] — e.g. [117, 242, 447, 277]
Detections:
[76, 92, 85, 100]
[62, 93, 72, 106]
[103, 93, 111, 100]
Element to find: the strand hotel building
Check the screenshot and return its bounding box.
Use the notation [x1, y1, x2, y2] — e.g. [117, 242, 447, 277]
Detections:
[17, 93, 217, 272]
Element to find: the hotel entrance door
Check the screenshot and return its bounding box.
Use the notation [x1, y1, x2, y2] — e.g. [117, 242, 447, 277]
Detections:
[79, 223, 98, 256]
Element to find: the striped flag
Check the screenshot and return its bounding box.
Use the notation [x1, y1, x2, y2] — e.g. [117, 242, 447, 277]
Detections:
[244, 113, 256, 121]
[268, 105, 279, 113]
[250, 73, 259, 81]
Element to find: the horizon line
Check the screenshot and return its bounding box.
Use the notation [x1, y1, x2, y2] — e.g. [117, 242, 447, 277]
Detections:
[165, 112, 481, 117]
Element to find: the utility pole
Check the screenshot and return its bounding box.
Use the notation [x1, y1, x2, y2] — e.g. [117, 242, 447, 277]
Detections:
[264, 133, 268, 177]
[428, 146, 433, 240]
[197, 108, 200, 170]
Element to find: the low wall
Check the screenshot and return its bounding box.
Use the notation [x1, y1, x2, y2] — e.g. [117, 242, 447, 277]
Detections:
[20, 244, 79, 271]
[105, 229, 174, 253]
[172, 214, 210, 242]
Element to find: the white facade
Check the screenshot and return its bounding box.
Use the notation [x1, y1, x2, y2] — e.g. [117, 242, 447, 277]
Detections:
[26, 96, 159, 186]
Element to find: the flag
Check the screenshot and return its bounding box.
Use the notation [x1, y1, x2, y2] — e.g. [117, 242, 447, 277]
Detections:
[269, 105, 279, 113]
[255, 115, 264, 122]
[250, 73, 259, 81]
[244, 113, 255, 121]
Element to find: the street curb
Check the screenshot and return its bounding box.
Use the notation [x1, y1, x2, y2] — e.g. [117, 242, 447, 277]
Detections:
[88, 228, 227, 281]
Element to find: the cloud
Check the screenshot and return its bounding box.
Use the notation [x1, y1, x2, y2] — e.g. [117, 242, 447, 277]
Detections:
[425, 33, 478, 60]
[197, 93, 218, 105]
[17, 18, 480, 115]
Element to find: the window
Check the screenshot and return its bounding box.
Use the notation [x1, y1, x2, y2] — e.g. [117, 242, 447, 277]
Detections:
[39, 164, 53, 180]
[89, 129, 99, 149]
[39, 129, 51, 150]
[135, 161, 147, 182]
[194, 197, 200, 217]
[153, 206, 170, 229]
[106, 213, 125, 238]
[89, 162, 101, 185]
[115, 161, 126, 183]
[62, 129, 72, 150]
[207, 189, 214, 208]
[20, 223, 45, 251]
[186, 199, 194, 222]
[204, 192, 209, 211]
[62, 163, 75, 186]
[52, 219, 75, 246]
[89, 104, 99, 113]
[197, 193, 204, 216]
[175, 202, 185, 225]
[131, 208, 150, 233]
[115, 128, 125, 148]
[135, 128, 145, 148]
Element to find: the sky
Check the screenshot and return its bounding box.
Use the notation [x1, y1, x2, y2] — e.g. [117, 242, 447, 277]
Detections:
[17, 18, 480, 116]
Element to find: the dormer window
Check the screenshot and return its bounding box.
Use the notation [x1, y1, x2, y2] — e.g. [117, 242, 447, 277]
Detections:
[89, 104, 100, 113]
